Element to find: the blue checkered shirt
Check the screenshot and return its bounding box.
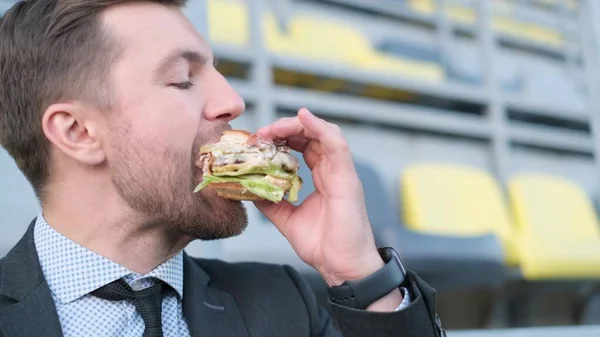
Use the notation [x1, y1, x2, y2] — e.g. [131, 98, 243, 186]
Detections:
[34, 214, 412, 337]
[33, 215, 191, 337]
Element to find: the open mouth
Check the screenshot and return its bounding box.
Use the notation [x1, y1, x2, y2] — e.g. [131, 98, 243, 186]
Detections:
[193, 151, 212, 187]
[195, 169, 204, 185]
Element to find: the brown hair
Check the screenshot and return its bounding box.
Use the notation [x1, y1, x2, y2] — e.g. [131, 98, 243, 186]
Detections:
[0, 0, 187, 200]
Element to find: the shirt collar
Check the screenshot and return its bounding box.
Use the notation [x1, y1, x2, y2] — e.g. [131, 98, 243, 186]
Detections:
[33, 214, 184, 304]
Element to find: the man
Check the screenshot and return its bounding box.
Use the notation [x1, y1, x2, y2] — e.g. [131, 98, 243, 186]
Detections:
[0, 1, 444, 336]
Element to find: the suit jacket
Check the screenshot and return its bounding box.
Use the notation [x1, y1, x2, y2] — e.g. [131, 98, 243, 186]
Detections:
[0, 220, 446, 337]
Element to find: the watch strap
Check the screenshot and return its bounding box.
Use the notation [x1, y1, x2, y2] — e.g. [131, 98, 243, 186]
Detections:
[327, 246, 407, 310]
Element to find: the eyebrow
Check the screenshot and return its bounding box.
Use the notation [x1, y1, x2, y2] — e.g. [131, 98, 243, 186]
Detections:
[153, 49, 215, 76]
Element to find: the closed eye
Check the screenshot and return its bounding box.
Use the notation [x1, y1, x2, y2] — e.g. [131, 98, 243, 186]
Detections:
[170, 81, 194, 90]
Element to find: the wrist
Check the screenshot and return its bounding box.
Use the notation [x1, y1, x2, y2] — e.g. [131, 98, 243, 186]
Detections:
[366, 288, 403, 312]
[324, 246, 408, 311]
[321, 251, 385, 287]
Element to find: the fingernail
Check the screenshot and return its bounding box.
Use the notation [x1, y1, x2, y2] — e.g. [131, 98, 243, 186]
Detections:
[300, 108, 313, 117]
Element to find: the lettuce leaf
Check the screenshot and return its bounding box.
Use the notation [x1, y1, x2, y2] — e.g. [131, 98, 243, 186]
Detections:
[194, 174, 286, 203]
[288, 175, 303, 202]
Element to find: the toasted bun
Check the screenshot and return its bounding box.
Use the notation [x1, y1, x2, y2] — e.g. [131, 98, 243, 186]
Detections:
[209, 182, 265, 201]
[220, 130, 251, 145]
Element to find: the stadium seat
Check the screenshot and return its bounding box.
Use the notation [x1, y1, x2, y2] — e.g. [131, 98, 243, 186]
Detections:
[266, 14, 444, 82]
[492, 18, 564, 47]
[407, 0, 563, 47]
[207, 0, 249, 47]
[401, 163, 520, 268]
[407, 0, 476, 24]
[376, 38, 486, 86]
[355, 160, 510, 290]
[445, 4, 476, 24]
[407, 0, 436, 15]
[263, 156, 509, 290]
[265, 15, 361, 66]
[532, 0, 578, 10]
[508, 173, 600, 280]
[207, 0, 443, 82]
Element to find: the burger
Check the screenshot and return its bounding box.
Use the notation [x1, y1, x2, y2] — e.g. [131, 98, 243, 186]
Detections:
[193, 130, 303, 203]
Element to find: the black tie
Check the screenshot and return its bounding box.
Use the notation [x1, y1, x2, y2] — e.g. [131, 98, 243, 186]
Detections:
[90, 278, 167, 337]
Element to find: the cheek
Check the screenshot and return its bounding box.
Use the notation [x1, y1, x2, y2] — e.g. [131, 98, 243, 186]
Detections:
[112, 70, 202, 153]
[131, 95, 200, 150]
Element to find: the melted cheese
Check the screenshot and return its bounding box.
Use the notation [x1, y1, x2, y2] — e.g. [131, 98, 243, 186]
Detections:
[205, 130, 298, 172]
[272, 152, 298, 171]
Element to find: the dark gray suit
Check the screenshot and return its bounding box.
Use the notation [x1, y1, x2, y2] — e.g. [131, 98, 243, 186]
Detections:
[0, 220, 446, 336]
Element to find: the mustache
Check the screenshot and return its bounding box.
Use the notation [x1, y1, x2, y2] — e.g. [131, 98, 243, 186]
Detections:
[191, 122, 232, 159]
[201, 122, 232, 147]
[210, 122, 232, 140]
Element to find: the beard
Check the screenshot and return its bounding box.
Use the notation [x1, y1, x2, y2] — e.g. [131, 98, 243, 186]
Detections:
[108, 122, 248, 241]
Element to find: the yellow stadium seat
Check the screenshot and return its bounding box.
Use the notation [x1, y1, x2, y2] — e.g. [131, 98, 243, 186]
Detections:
[265, 15, 362, 65]
[207, 0, 443, 82]
[406, 0, 563, 47]
[267, 15, 444, 82]
[408, 0, 435, 15]
[358, 51, 444, 82]
[445, 5, 476, 24]
[408, 0, 475, 24]
[401, 163, 520, 267]
[492, 17, 564, 47]
[508, 173, 600, 280]
[207, 0, 249, 47]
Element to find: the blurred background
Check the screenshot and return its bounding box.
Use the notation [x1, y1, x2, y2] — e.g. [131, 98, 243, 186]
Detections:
[2, 0, 600, 335]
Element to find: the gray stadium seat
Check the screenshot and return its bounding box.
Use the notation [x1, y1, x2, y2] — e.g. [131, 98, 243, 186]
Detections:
[353, 159, 511, 291]
[280, 154, 511, 291]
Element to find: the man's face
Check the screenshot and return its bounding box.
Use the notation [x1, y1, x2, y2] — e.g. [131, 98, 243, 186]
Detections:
[100, 3, 247, 240]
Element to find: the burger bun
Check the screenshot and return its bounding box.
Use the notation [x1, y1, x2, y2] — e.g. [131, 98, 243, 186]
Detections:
[209, 182, 265, 201]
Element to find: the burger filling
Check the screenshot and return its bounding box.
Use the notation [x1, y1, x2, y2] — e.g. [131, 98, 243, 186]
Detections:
[193, 134, 302, 203]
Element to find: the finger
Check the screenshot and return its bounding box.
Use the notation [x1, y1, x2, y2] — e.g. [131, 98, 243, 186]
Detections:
[302, 140, 322, 170]
[253, 199, 296, 238]
[279, 135, 322, 170]
[286, 135, 311, 153]
[256, 109, 353, 172]
[265, 116, 320, 141]
[256, 117, 297, 139]
[297, 108, 354, 172]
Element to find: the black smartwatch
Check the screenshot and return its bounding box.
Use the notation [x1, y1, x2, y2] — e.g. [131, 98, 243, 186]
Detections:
[326, 246, 408, 310]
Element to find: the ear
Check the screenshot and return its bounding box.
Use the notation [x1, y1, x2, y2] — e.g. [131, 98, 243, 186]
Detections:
[42, 103, 106, 166]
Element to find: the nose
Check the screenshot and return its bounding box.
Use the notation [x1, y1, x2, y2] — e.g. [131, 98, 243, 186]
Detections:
[202, 69, 245, 122]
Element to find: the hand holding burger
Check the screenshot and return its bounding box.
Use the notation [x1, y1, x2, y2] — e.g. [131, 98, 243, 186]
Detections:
[196, 108, 402, 312]
[260, 108, 404, 312]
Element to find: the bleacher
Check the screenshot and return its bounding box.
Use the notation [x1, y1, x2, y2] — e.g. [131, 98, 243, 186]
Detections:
[2, 0, 600, 335]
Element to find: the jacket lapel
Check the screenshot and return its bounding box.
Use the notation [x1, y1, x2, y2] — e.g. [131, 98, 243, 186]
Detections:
[182, 252, 249, 337]
[0, 219, 64, 337]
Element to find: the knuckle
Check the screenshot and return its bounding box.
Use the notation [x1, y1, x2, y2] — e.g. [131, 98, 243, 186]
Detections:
[335, 138, 349, 152]
[328, 123, 342, 133]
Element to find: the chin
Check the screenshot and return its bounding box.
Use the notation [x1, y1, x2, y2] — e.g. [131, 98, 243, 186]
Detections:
[180, 188, 249, 241]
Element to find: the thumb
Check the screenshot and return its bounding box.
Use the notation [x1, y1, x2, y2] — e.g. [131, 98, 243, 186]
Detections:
[253, 200, 296, 238]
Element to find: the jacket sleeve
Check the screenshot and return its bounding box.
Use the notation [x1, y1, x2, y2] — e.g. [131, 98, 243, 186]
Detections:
[284, 266, 446, 337]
